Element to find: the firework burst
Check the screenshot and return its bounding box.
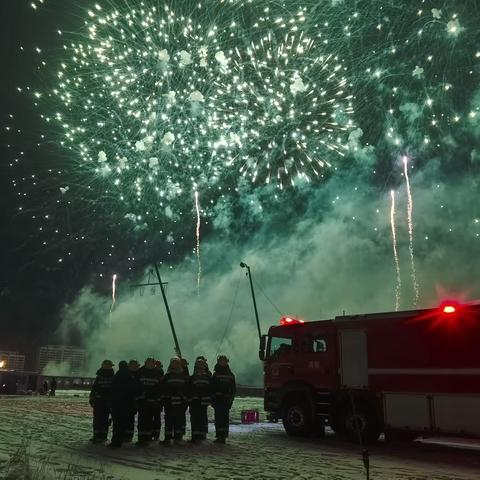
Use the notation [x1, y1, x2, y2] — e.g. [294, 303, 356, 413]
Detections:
[213, 27, 355, 187]
[42, 1, 356, 221]
[9, 0, 479, 279]
[49, 3, 238, 222]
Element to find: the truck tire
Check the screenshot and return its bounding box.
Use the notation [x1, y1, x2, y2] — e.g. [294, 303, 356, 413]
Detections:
[341, 405, 381, 444]
[282, 399, 313, 436]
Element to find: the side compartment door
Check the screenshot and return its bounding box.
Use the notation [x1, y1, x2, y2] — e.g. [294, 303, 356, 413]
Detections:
[339, 329, 368, 388]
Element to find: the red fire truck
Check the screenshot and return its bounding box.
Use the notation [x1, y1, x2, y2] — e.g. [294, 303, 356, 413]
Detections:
[259, 302, 480, 442]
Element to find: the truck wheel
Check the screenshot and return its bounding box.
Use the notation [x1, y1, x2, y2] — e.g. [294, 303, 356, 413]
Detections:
[282, 400, 313, 436]
[342, 406, 381, 444]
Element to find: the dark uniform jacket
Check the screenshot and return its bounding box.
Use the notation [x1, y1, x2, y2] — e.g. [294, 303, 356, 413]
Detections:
[211, 365, 236, 405]
[89, 368, 114, 406]
[112, 365, 137, 407]
[162, 371, 189, 406]
[137, 366, 163, 403]
[189, 372, 212, 405]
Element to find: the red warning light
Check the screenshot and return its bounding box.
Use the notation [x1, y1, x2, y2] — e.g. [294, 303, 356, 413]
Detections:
[280, 316, 305, 326]
[439, 300, 461, 315]
[442, 305, 456, 314]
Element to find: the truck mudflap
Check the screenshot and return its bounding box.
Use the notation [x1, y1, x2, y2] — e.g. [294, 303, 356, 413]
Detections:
[266, 412, 279, 423]
[264, 388, 282, 413]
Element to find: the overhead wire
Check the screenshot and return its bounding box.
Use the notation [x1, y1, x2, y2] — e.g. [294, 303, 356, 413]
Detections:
[217, 268, 283, 355]
[216, 268, 243, 355]
[252, 276, 283, 315]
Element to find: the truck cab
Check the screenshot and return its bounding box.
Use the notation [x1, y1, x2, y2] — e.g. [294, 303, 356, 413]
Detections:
[262, 317, 343, 437]
[260, 304, 480, 442]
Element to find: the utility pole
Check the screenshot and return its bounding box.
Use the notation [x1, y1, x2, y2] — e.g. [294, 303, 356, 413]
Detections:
[240, 262, 262, 342]
[131, 265, 182, 358]
[154, 263, 182, 358]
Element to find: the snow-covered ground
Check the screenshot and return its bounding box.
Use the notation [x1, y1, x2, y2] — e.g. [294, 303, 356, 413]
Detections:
[1, 393, 480, 479]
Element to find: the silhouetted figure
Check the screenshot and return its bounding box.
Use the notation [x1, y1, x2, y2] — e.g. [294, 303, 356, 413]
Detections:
[43, 380, 49, 394]
[181, 358, 190, 376]
[152, 360, 164, 441]
[162, 357, 189, 445]
[108, 360, 137, 448]
[189, 357, 212, 443]
[136, 357, 162, 446]
[49, 378, 57, 396]
[89, 360, 114, 443]
[195, 356, 211, 375]
[125, 359, 140, 442]
[180, 358, 190, 437]
[211, 355, 236, 444]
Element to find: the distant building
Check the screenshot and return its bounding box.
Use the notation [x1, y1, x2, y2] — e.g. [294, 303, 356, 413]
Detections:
[0, 351, 26, 372]
[37, 345, 86, 375]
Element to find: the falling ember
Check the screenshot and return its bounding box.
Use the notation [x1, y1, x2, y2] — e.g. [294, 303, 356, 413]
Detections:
[390, 190, 401, 311]
[195, 191, 201, 295]
[110, 273, 117, 314]
[403, 157, 419, 306]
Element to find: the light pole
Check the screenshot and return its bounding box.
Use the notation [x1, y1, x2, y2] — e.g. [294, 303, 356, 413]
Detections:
[240, 262, 262, 342]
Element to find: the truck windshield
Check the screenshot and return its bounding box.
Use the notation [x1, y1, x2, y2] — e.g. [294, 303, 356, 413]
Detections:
[268, 336, 293, 359]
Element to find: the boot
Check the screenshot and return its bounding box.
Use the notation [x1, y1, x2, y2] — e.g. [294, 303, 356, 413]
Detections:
[89, 437, 106, 445]
[174, 436, 186, 445]
[107, 442, 122, 448]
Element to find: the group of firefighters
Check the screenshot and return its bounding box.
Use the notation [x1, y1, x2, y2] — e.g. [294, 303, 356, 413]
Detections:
[89, 354, 236, 448]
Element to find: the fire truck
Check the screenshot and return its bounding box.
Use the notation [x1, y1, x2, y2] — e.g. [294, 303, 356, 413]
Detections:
[259, 302, 480, 442]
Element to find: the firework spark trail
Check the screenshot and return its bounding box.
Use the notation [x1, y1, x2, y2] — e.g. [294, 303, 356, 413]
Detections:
[390, 190, 401, 311]
[110, 273, 117, 314]
[403, 156, 419, 306]
[195, 191, 201, 296]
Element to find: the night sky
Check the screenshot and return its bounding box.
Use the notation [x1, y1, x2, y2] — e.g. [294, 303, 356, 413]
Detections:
[1, 1, 480, 376]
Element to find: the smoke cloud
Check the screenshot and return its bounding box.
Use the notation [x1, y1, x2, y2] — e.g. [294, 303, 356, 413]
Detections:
[56, 135, 480, 384]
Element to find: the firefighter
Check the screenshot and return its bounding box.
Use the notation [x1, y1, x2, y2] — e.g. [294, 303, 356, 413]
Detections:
[49, 377, 57, 396]
[189, 357, 212, 443]
[124, 359, 140, 442]
[211, 355, 236, 444]
[180, 358, 190, 436]
[162, 357, 189, 445]
[195, 356, 211, 374]
[152, 360, 164, 441]
[89, 360, 114, 443]
[181, 358, 190, 375]
[136, 357, 162, 446]
[108, 360, 137, 448]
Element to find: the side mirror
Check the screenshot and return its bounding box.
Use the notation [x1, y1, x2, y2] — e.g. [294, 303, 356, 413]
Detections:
[259, 334, 267, 361]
